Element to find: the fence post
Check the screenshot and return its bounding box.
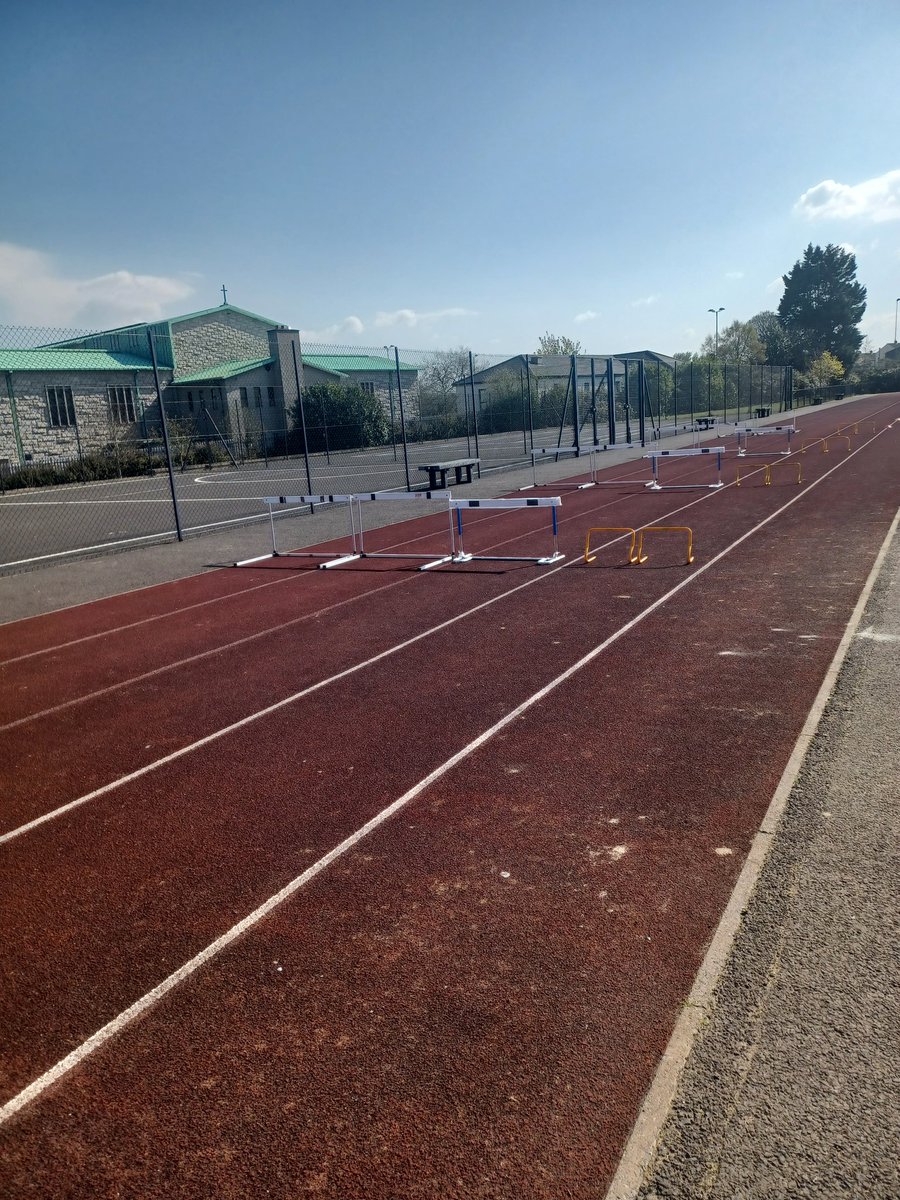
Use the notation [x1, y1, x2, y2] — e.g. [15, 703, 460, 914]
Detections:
[468, 350, 481, 477]
[291, 341, 313, 494]
[147, 329, 183, 542]
[525, 356, 535, 451]
[590, 358, 598, 446]
[638, 360, 646, 447]
[394, 346, 412, 490]
[624, 362, 632, 444]
[689, 361, 695, 428]
[571, 354, 581, 454]
[606, 358, 615, 445]
[673, 359, 678, 427]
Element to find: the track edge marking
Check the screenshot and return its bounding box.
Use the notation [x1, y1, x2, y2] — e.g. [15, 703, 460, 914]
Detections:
[602, 501, 900, 1200]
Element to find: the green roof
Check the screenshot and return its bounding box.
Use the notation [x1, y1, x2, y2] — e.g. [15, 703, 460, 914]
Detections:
[302, 354, 416, 373]
[174, 357, 274, 383]
[45, 304, 285, 348]
[0, 349, 155, 372]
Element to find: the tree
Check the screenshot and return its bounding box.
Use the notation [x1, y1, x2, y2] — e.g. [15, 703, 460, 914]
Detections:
[294, 383, 388, 451]
[535, 332, 582, 355]
[777, 244, 866, 370]
[803, 351, 844, 391]
[699, 319, 766, 365]
[416, 347, 473, 401]
[750, 311, 791, 365]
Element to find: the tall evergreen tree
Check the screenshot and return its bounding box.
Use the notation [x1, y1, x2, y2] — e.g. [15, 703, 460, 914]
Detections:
[777, 244, 866, 370]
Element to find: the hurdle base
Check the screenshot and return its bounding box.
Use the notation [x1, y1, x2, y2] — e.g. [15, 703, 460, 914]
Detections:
[417, 556, 454, 571]
[318, 553, 362, 569]
[234, 552, 276, 566]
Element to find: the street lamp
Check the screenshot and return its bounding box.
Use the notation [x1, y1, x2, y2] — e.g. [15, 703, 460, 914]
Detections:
[708, 307, 725, 357]
[894, 298, 899, 344]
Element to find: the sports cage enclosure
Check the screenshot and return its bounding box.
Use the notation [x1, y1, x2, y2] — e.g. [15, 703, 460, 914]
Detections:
[0, 325, 796, 569]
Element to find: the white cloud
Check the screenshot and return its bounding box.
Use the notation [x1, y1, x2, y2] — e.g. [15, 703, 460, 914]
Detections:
[794, 169, 900, 223]
[0, 242, 194, 328]
[574, 309, 599, 323]
[373, 307, 475, 329]
[630, 294, 661, 308]
[297, 315, 365, 342]
[725, 271, 744, 280]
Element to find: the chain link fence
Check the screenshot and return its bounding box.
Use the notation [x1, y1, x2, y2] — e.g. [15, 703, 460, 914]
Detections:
[0, 320, 795, 571]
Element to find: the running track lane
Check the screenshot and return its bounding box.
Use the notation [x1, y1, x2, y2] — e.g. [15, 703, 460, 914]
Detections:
[3, 400, 887, 791]
[1, 408, 898, 1195]
[0, 455, 788, 832]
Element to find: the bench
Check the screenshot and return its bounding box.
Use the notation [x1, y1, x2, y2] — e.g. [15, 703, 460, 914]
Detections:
[417, 458, 480, 489]
[754, 406, 771, 418]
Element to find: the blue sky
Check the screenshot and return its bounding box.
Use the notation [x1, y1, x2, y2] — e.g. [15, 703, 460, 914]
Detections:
[2, 0, 899, 355]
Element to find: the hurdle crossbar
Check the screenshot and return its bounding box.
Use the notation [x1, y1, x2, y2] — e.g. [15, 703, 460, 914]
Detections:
[644, 447, 725, 490]
[234, 495, 361, 567]
[451, 496, 564, 564]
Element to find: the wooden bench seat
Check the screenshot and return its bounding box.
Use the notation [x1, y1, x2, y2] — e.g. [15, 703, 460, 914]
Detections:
[417, 458, 480, 489]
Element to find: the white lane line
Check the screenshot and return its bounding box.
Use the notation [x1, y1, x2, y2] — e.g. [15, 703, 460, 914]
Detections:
[0, 462, 746, 839]
[0, 435, 890, 1127]
[0, 457, 689, 666]
[603, 501, 900, 1200]
[0, 575, 417, 734]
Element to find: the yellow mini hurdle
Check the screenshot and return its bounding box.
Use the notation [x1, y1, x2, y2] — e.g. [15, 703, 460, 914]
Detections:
[584, 526, 640, 565]
[634, 526, 694, 565]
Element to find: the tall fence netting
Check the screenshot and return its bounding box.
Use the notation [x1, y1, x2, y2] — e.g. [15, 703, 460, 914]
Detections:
[0, 323, 794, 570]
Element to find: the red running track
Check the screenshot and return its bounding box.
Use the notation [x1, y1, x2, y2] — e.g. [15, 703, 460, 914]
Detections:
[1, 396, 898, 1198]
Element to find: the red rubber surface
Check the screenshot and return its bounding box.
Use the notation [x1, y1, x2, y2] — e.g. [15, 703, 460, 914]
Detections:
[1, 398, 898, 1198]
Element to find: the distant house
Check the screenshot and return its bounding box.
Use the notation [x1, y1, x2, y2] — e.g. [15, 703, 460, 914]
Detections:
[0, 305, 419, 468]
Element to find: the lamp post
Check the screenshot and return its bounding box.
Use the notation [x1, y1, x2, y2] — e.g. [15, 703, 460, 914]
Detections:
[894, 297, 899, 345]
[708, 307, 724, 356]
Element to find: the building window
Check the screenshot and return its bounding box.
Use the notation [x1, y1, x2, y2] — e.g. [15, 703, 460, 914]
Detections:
[108, 385, 136, 424]
[198, 389, 206, 407]
[267, 386, 276, 406]
[187, 390, 195, 412]
[47, 386, 76, 427]
[240, 387, 249, 407]
[360, 381, 375, 395]
[254, 387, 262, 406]
[210, 387, 222, 408]
[478, 388, 486, 409]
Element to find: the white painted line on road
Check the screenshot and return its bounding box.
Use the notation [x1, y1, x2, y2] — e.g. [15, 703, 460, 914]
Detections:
[0, 434, 892, 1124]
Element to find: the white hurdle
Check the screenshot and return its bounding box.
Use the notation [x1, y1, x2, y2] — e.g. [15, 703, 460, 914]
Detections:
[235, 495, 360, 567]
[239, 491, 564, 572]
[644, 446, 725, 491]
[451, 496, 564, 565]
[351, 490, 455, 570]
[519, 445, 598, 491]
[734, 424, 796, 457]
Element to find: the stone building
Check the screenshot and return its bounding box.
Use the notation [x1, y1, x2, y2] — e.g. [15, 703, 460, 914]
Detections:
[0, 304, 418, 469]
